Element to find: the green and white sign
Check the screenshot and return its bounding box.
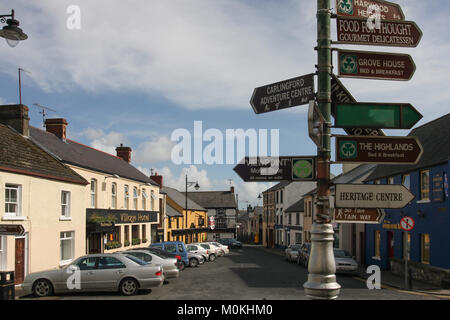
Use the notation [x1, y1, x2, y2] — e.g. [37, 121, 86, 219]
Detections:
[339, 140, 358, 159]
[340, 54, 358, 74]
[292, 158, 315, 180]
[337, 0, 353, 15]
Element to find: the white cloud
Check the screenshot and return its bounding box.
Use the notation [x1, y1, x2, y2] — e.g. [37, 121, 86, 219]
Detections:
[133, 136, 176, 163]
[81, 128, 126, 155]
[145, 165, 214, 191]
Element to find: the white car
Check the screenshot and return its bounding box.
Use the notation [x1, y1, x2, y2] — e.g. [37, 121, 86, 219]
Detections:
[210, 242, 230, 255]
[191, 243, 218, 261]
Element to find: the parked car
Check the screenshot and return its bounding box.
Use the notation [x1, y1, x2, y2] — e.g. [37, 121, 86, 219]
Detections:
[139, 247, 185, 271]
[150, 241, 189, 268]
[125, 250, 180, 279]
[210, 241, 230, 255]
[334, 249, 358, 275]
[218, 238, 242, 249]
[204, 242, 225, 256]
[186, 244, 211, 262]
[22, 253, 164, 297]
[187, 251, 205, 267]
[297, 243, 311, 267]
[191, 243, 217, 261]
[285, 244, 301, 263]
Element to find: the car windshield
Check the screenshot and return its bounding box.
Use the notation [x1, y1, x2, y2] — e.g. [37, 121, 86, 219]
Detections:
[334, 250, 352, 258]
[200, 244, 210, 249]
[124, 255, 148, 265]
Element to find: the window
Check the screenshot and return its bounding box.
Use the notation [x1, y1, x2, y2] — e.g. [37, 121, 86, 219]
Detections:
[388, 177, 394, 185]
[295, 232, 302, 244]
[5, 184, 21, 217]
[90, 179, 97, 208]
[98, 256, 126, 269]
[60, 231, 74, 263]
[151, 191, 155, 211]
[280, 190, 283, 203]
[402, 174, 411, 190]
[165, 244, 177, 253]
[288, 213, 291, 225]
[142, 189, 147, 210]
[420, 170, 430, 200]
[421, 234, 430, 264]
[133, 187, 138, 210]
[111, 183, 117, 209]
[124, 185, 129, 209]
[142, 224, 146, 240]
[61, 191, 71, 218]
[77, 257, 97, 270]
[124, 226, 130, 244]
[132, 225, 139, 241]
[374, 230, 381, 258]
[375, 180, 381, 185]
[296, 213, 300, 225]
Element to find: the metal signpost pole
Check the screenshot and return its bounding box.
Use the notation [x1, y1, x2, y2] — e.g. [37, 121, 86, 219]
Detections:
[303, 0, 341, 300]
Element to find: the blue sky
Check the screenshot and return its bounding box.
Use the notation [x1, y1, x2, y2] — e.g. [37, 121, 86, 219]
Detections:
[1, 0, 449, 208]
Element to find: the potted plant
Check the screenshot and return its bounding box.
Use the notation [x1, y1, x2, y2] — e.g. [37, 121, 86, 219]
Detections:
[124, 240, 130, 247]
[132, 238, 141, 246]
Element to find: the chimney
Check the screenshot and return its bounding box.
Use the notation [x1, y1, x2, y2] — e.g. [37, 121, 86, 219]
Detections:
[45, 118, 68, 140]
[150, 172, 163, 188]
[230, 186, 235, 194]
[116, 144, 132, 163]
[0, 104, 30, 137]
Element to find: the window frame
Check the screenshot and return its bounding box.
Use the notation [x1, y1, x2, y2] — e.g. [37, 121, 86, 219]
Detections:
[420, 170, 430, 201]
[60, 231, 75, 265]
[142, 189, 147, 211]
[421, 233, 430, 264]
[402, 174, 411, 190]
[4, 184, 22, 218]
[133, 187, 138, 210]
[124, 185, 130, 210]
[61, 191, 71, 219]
[111, 183, 117, 209]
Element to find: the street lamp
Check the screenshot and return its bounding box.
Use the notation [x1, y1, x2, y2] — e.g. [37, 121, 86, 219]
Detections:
[0, 10, 28, 48]
[185, 174, 200, 230]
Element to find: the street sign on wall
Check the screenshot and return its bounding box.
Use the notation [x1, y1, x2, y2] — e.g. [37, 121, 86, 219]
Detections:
[335, 0, 404, 21]
[336, 17, 423, 47]
[335, 184, 415, 209]
[250, 73, 315, 114]
[338, 50, 416, 81]
[400, 216, 415, 231]
[335, 135, 423, 164]
[333, 208, 385, 224]
[0, 224, 25, 236]
[234, 156, 316, 182]
[334, 102, 422, 129]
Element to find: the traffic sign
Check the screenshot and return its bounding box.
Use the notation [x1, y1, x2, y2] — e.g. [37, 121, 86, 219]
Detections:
[334, 102, 422, 129]
[233, 156, 316, 182]
[335, 184, 415, 209]
[0, 224, 25, 236]
[338, 50, 416, 81]
[400, 216, 415, 231]
[308, 100, 325, 148]
[336, 17, 423, 47]
[335, 135, 423, 164]
[333, 208, 385, 224]
[250, 73, 315, 114]
[331, 74, 384, 136]
[335, 0, 404, 21]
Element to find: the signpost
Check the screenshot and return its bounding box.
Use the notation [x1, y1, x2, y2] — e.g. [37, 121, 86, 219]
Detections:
[0, 224, 25, 236]
[334, 102, 422, 129]
[335, 135, 423, 164]
[233, 156, 316, 182]
[338, 50, 416, 81]
[333, 208, 385, 224]
[250, 73, 315, 114]
[336, 17, 423, 47]
[335, 0, 404, 21]
[335, 184, 415, 209]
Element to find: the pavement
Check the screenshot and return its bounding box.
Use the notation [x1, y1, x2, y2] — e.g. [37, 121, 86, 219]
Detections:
[248, 244, 450, 298]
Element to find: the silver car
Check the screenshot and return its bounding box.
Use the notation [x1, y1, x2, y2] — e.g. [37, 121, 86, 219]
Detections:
[334, 249, 359, 275]
[285, 244, 301, 263]
[203, 242, 225, 256]
[125, 250, 180, 279]
[187, 251, 205, 267]
[210, 242, 230, 255]
[186, 244, 210, 262]
[191, 243, 217, 261]
[21, 253, 164, 297]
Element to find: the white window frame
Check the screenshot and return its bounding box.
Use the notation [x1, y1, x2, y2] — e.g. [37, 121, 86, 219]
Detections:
[133, 187, 138, 210]
[150, 191, 156, 211]
[111, 183, 117, 209]
[4, 184, 23, 219]
[0, 236, 6, 271]
[60, 231, 75, 266]
[124, 185, 129, 209]
[90, 179, 97, 208]
[142, 189, 147, 211]
[61, 191, 71, 220]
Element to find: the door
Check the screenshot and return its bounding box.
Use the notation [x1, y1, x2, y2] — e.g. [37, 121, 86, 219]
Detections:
[15, 238, 25, 284]
[88, 233, 102, 254]
[96, 256, 126, 290]
[76, 257, 98, 292]
[387, 231, 394, 269]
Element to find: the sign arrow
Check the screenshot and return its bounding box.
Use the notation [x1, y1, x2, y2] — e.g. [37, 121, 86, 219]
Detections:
[333, 208, 385, 224]
[0, 224, 25, 236]
[335, 0, 405, 21]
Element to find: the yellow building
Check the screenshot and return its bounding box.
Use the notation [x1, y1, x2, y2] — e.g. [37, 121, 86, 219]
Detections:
[161, 187, 208, 244]
[0, 105, 88, 284]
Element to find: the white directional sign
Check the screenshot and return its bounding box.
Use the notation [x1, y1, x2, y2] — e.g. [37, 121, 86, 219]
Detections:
[335, 184, 415, 209]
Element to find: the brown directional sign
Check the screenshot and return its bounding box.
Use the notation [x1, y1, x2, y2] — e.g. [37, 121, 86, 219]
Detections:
[333, 208, 385, 224]
[0, 224, 25, 236]
[338, 50, 416, 81]
[331, 74, 384, 136]
[335, 0, 404, 21]
[250, 73, 315, 114]
[336, 17, 423, 47]
[335, 135, 423, 164]
[234, 156, 316, 182]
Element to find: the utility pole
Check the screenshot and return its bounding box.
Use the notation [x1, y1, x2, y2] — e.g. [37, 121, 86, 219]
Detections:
[303, 0, 341, 300]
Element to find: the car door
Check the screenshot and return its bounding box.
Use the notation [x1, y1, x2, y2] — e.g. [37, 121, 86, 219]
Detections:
[95, 256, 127, 291]
[75, 257, 99, 292]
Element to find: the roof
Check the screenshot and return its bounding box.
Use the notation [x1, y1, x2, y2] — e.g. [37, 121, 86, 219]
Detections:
[30, 126, 157, 185]
[333, 164, 377, 184]
[365, 113, 450, 181]
[0, 124, 88, 185]
[285, 198, 304, 213]
[186, 191, 237, 209]
[166, 204, 184, 217]
[162, 186, 206, 211]
[263, 181, 291, 193]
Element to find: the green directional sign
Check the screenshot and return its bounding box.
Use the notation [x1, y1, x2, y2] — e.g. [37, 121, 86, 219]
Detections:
[334, 103, 422, 129]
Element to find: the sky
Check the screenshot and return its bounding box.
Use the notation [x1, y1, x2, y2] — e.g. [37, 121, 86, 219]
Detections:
[0, 0, 449, 209]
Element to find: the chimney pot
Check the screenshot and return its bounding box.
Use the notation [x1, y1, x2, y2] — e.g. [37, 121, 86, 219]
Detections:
[116, 145, 132, 163]
[151, 173, 163, 188]
[45, 118, 68, 140]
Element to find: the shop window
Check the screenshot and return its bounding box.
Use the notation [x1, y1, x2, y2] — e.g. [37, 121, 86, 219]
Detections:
[421, 234, 430, 264]
[374, 230, 381, 258]
[388, 177, 394, 184]
[124, 226, 130, 244]
[142, 224, 147, 241]
[420, 170, 430, 200]
[132, 225, 139, 240]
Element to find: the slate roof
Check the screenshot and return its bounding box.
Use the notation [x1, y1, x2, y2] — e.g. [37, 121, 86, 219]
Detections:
[186, 191, 237, 209]
[365, 113, 450, 182]
[0, 124, 88, 185]
[30, 126, 157, 185]
[166, 204, 184, 217]
[162, 187, 206, 211]
[285, 198, 304, 213]
[263, 181, 291, 193]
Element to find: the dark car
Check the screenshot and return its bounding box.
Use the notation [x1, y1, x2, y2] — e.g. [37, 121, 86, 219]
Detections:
[297, 243, 311, 268]
[218, 238, 242, 249]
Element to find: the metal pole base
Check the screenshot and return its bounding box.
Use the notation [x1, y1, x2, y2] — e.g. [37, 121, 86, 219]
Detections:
[303, 223, 341, 300]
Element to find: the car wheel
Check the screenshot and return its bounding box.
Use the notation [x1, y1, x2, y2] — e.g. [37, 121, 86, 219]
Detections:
[189, 258, 199, 268]
[33, 279, 53, 297]
[119, 278, 139, 296]
[178, 262, 186, 271]
[209, 254, 216, 262]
